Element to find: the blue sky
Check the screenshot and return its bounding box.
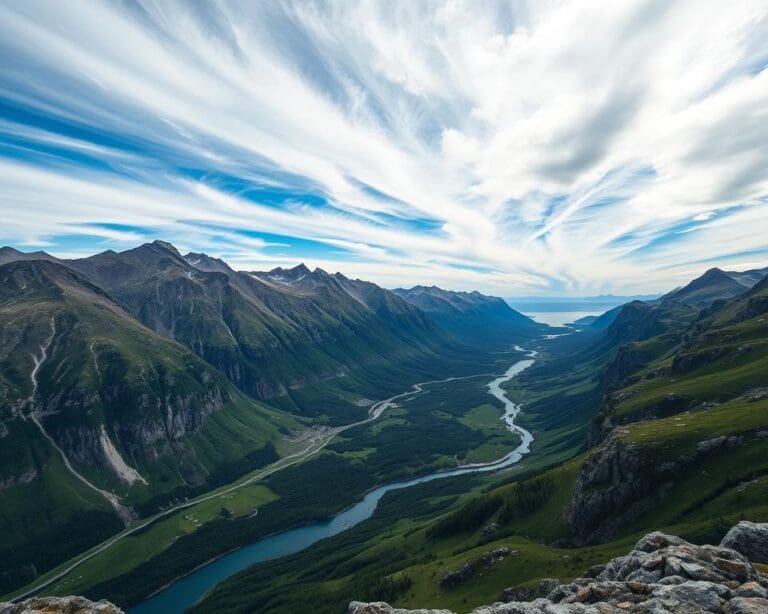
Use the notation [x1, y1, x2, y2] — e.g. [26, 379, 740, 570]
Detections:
[1, 0, 767, 294]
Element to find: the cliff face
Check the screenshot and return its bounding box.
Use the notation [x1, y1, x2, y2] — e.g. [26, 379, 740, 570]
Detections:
[350, 523, 768, 613]
[565, 430, 659, 545]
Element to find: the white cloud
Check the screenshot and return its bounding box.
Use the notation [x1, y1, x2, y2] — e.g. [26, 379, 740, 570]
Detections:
[0, 0, 767, 295]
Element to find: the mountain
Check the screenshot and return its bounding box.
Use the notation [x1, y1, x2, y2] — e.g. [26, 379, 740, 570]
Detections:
[0, 241, 466, 422]
[0, 242, 530, 602]
[0, 246, 58, 266]
[662, 266, 768, 307]
[0, 259, 292, 593]
[728, 266, 768, 289]
[573, 304, 623, 329]
[393, 285, 543, 344]
[195, 263, 768, 613]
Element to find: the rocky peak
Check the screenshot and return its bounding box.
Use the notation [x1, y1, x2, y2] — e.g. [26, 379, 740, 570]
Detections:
[149, 239, 181, 257]
[183, 252, 233, 275]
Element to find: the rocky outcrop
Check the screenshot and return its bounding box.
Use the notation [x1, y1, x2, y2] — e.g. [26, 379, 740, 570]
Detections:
[720, 522, 768, 564]
[349, 604, 451, 614]
[441, 548, 515, 588]
[565, 430, 675, 545]
[0, 596, 122, 613]
[697, 436, 743, 455]
[350, 527, 768, 613]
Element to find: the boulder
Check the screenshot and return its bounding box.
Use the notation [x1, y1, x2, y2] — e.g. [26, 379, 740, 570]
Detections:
[696, 436, 743, 455]
[720, 521, 768, 563]
[730, 597, 768, 614]
[440, 563, 474, 588]
[481, 523, 501, 538]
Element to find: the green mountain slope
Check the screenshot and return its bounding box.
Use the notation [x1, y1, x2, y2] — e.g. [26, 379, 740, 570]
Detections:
[197, 266, 768, 613]
[50, 242, 469, 422]
[0, 260, 294, 593]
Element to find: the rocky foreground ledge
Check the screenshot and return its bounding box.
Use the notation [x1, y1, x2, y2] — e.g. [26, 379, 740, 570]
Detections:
[350, 521, 768, 614]
[0, 596, 122, 614]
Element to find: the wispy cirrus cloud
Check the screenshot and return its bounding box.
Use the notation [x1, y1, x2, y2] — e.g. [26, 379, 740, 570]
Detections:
[0, 0, 767, 294]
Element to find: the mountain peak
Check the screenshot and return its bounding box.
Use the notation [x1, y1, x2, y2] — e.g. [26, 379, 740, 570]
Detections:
[149, 240, 182, 257]
[0, 246, 58, 266]
[184, 252, 233, 274]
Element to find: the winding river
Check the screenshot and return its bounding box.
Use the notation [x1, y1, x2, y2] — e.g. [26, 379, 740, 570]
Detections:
[129, 349, 537, 614]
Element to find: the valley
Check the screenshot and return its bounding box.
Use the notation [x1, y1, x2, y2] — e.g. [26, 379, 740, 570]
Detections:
[3, 6, 768, 614]
[2, 245, 768, 614]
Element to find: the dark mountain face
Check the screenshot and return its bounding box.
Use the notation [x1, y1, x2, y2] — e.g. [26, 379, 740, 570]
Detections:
[392, 285, 542, 345]
[0, 243, 459, 419]
[727, 265, 768, 289]
[662, 266, 768, 307]
[0, 246, 59, 266]
[573, 305, 623, 330]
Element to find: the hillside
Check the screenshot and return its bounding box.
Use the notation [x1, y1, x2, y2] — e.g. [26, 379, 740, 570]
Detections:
[0, 243, 532, 602]
[0, 260, 294, 594]
[195, 264, 768, 613]
[393, 286, 543, 345]
[346, 524, 768, 613]
[2, 242, 479, 423]
[661, 266, 768, 308]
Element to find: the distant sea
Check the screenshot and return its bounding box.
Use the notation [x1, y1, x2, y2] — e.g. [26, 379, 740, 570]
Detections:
[506, 295, 657, 328]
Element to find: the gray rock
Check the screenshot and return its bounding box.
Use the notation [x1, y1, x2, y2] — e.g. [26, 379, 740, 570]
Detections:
[735, 582, 768, 598]
[730, 597, 768, 614]
[696, 436, 743, 455]
[349, 602, 452, 614]
[634, 532, 687, 553]
[0, 596, 122, 613]
[500, 587, 533, 602]
[538, 578, 561, 595]
[481, 523, 501, 537]
[720, 521, 768, 563]
[441, 563, 474, 588]
[480, 547, 514, 566]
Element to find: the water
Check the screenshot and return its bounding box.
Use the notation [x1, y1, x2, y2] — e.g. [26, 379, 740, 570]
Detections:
[507, 297, 636, 327]
[130, 353, 537, 613]
[524, 310, 598, 327]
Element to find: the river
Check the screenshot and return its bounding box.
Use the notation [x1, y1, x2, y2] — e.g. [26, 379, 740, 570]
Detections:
[129, 350, 537, 613]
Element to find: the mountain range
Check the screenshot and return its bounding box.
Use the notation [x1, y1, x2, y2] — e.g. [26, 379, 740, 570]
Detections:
[191, 261, 768, 613]
[0, 241, 538, 594]
[2, 243, 767, 612]
[393, 285, 543, 344]
[661, 265, 768, 307]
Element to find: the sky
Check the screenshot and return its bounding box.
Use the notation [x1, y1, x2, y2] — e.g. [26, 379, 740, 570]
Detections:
[1, 0, 767, 295]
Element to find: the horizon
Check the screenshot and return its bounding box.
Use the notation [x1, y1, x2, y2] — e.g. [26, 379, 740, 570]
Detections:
[2, 1, 767, 295]
[3, 239, 740, 300]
